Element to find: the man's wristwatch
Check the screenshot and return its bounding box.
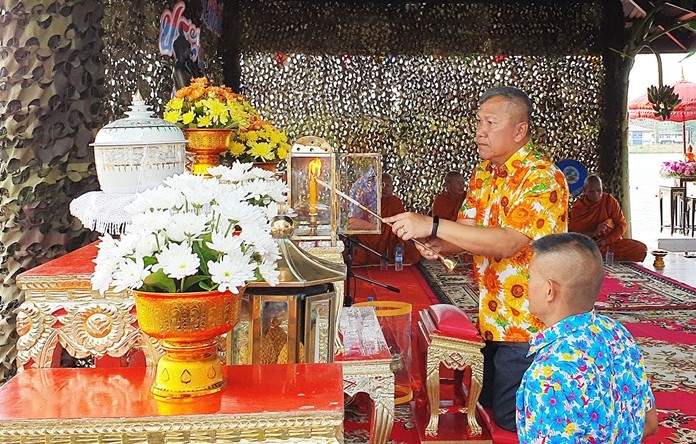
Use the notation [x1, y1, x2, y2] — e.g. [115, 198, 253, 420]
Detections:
[431, 215, 440, 237]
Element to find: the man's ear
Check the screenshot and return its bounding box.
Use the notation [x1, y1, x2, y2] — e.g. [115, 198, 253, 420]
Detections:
[546, 278, 559, 303]
[514, 122, 528, 143]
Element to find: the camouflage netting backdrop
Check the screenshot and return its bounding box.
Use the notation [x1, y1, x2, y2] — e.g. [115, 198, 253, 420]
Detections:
[234, 0, 610, 213]
[1, 0, 620, 382]
[0, 0, 224, 382]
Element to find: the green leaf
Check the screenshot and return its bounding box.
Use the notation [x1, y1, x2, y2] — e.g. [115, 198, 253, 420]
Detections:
[182, 274, 212, 292]
[143, 256, 157, 267]
[193, 239, 217, 274]
[198, 280, 217, 291]
[142, 269, 177, 293]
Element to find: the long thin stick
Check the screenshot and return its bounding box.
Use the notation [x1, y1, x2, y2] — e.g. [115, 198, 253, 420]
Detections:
[316, 179, 456, 271]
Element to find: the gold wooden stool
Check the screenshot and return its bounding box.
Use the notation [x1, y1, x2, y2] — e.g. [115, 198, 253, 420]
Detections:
[418, 304, 485, 437]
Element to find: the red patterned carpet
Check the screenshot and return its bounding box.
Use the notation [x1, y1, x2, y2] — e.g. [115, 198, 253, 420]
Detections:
[345, 264, 440, 444]
[418, 260, 696, 444]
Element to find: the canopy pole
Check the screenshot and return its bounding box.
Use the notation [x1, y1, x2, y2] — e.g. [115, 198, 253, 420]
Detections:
[684, 121, 687, 154]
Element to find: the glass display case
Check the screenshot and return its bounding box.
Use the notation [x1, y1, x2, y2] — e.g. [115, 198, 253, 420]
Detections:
[339, 153, 382, 235]
[287, 136, 337, 242]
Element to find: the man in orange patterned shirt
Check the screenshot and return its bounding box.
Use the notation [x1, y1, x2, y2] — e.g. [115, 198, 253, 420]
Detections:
[385, 86, 568, 431]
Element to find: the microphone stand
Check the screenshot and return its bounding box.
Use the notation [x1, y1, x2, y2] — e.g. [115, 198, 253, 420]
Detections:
[340, 233, 400, 307]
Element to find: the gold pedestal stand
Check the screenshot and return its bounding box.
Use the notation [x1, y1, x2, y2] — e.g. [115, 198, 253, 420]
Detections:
[152, 341, 224, 399]
[651, 249, 668, 269]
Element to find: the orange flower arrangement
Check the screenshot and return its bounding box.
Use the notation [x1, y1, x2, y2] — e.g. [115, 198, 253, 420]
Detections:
[164, 77, 253, 129]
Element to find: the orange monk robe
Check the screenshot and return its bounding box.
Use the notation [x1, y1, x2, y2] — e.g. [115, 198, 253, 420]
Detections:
[432, 192, 465, 222]
[350, 195, 421, 266]
[569, 193, 647, 262]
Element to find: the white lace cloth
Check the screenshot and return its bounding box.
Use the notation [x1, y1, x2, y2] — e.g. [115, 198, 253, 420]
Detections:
[70, 191, 136, 235]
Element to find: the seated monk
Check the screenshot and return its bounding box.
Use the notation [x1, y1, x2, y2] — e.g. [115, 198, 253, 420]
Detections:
[569, 175, 647, 262]
[432, 171, 466, 221]
[349, 173, 421, 266]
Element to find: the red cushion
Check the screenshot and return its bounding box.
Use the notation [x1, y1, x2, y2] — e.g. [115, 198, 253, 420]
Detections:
[429, 304, 483, 343]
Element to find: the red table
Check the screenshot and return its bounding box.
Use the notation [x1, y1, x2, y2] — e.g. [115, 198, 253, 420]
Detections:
[0, 364, 343, 443]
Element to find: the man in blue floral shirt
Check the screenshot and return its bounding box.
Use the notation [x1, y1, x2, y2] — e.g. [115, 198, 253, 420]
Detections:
[516, 233, 658, 443]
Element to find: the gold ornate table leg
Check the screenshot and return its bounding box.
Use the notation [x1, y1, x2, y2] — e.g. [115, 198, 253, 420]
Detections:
[425, 349, 443, 436]
[371, 385, 395, 444]
[425, 336, 484, 437]
[341, 362, 395, 444]
[465, 357, 484, 436]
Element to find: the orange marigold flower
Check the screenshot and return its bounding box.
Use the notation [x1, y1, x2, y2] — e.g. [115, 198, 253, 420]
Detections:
[503, 325, 531, 342]
[482, 266, 502, 295]
[508, 166, 529, 190]
[509, 246, 532, 268]
[528, 314, 545, 333]
[507, 201, 537, 230]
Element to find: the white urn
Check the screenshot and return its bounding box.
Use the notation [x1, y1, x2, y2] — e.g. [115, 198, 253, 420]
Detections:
[91, 92, 186, 194]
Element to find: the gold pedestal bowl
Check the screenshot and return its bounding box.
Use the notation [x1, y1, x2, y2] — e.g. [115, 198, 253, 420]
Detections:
[183, 129, 232, 176]
[651, 249, 668, 269]
[132, 289, 242, 399]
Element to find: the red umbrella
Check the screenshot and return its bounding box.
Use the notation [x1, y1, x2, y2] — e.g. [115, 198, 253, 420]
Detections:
[628, 79, 696, 153]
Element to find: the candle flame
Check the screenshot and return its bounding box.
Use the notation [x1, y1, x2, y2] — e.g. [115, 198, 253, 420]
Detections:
[309, 158, 322, 178]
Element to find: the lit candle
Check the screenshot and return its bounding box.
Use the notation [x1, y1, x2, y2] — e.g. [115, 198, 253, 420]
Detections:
[308, 158, 322, 215]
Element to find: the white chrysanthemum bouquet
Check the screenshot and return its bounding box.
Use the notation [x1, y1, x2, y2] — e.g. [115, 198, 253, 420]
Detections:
[91, 163, 287, 294]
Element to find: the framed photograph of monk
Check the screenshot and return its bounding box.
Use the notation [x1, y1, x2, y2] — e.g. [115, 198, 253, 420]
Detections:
[339, 153, 382, 234]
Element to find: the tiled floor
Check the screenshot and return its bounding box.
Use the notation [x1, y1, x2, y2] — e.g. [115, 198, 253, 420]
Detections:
[637, 245, 696, 288]
[627, 152, 696, 288]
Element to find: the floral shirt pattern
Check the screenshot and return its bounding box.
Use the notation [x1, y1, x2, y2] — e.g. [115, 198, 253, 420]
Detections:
[459, 141, 568, 342]
[516, 311, 655, 443]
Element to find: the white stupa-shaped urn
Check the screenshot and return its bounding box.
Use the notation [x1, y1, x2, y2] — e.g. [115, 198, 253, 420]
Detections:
[91, 92, 187, 194]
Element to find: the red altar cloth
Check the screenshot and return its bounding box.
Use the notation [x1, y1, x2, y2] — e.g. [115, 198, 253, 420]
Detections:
[0, 364, 344, 442]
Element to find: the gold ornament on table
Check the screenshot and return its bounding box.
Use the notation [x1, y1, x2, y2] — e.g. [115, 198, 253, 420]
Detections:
[163, 77, 254, 176]
[91, 164, 287, 398]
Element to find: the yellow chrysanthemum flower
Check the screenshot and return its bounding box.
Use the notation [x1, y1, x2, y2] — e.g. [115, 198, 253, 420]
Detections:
[269, 130, 282, 144]
[248, 142, 273, 160]
[277, 144, 289, 160]
[229, 141, 246, 156]
[218, 110, 229, 126]
[205, 98, 227, 118]
[163, 110, 181, 123]
[229, 108, 249, 126]
[168, 98, 184, 110]
[198, 115, 212, 127]
[182, 111, 196, 125]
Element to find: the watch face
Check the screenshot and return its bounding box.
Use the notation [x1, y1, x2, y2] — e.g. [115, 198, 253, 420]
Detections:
[557, 159, 588, 197]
